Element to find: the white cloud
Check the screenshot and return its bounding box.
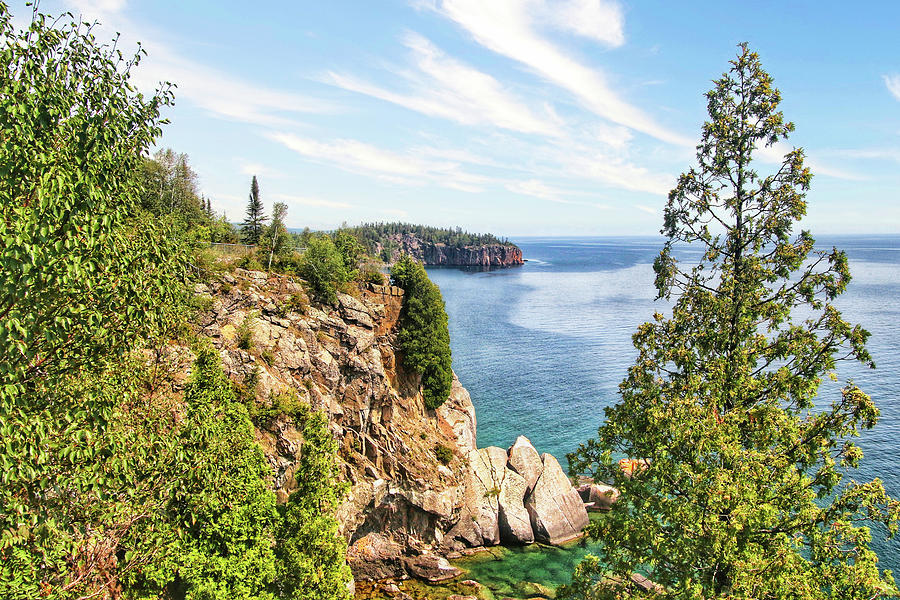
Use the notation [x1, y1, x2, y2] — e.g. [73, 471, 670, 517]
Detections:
[545, 0, 625, 47]
[506, 178, 610, 208]
[833, 148, 900, 164]
[884, 74, 900, 102]
[268, 132, 490, 193]
[326, 33, 560, 136]
[635, 204, 657, 215]
[133, 49, 335, 127]
[62, 0, 336, 127]
[431, 0, 691, 146]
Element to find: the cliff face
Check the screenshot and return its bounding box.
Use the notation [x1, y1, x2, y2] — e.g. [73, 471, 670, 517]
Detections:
[192, 268, 583, 583]
[378, 233, 523, 267]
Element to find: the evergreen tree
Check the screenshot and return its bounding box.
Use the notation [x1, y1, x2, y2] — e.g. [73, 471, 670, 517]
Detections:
[564, 45, 899, 600]
[242, 175, 267, 245]
[391, 255, 453, 409]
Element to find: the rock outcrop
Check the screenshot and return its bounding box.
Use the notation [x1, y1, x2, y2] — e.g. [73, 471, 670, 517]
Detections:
[525, 454, 590, 544]
[508, 435, 543, 494]
[194, 268, 586, 583]
[376, 233, 524, 267]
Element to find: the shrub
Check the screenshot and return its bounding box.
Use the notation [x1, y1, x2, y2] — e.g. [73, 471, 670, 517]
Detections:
[236, 312, 256, 350]
[391, 255, 453, 409]
[434, 444, 453, 465]
[299, 235, 351, 305]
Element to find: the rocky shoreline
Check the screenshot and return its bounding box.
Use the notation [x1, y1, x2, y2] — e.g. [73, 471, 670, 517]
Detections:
[191, 268, 595, 591]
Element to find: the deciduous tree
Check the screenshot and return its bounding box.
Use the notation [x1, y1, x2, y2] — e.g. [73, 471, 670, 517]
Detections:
[565, 45, 899, 600]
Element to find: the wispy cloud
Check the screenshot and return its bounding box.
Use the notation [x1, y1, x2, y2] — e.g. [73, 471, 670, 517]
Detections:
[326, 32, 560, 136]
[544, 0, 625, 47]
[429, 0, 691, 146]
[832, 148, 900, 164]
[506, 179, 610, 208]
[63, 0, 336, 127]
[268, 132, 489, 193]
[884, 74, 900, 102]
[635, 204, 657, 215]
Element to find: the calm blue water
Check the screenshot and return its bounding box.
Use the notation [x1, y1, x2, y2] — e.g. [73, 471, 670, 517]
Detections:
[427, 234, 900, 578]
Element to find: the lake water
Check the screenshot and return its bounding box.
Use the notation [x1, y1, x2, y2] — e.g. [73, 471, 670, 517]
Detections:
[426, 234, 900, 588]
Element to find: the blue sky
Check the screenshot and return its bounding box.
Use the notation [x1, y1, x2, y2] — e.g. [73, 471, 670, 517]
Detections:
[13, 0, 900, 236]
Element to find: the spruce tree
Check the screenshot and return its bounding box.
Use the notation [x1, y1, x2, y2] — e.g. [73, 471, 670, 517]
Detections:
[565, 45, 899, 600]
[242, 175, 267, 245]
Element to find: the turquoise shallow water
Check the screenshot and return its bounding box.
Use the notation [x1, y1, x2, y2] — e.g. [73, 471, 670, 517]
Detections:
[427, 235, 900, 586]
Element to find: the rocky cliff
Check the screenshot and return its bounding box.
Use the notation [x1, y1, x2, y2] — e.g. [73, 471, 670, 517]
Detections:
[376, 233, 523, 267]
[192, 268, 583, 583]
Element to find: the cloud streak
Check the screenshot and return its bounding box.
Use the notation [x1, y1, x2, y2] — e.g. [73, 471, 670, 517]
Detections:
[430, 0, 691, 146]
[885, 74, 900, 102]
[326, 33, 560, 136]
[268, 132, 490, 193]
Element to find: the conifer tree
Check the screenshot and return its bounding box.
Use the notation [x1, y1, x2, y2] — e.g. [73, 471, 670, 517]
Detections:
[242, 175, 267, 245]
[565, 45, 898, 600]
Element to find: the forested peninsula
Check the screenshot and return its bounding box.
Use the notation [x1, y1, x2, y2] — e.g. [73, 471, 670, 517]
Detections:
[346, 223, 525, 267]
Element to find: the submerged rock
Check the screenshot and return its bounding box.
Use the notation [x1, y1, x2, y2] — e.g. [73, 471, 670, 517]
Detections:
[525, 454, 589, 544]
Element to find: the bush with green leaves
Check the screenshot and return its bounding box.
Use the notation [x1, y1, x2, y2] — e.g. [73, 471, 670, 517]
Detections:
[123, 344, 280, 599]
[391, 255, 453, 409]
[299, 235, 351, 305]
[0, 5, 351, 598]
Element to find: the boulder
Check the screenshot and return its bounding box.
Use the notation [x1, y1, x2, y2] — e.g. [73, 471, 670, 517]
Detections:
[497, 467, 534, 544]
[346, 533, 405, 580]
[508, 435, 543, 494]
[525, 454, 589, 544]
[469, 446, 508, 545]
[402, 553, 461, 583]
[577, 482, 620, 510]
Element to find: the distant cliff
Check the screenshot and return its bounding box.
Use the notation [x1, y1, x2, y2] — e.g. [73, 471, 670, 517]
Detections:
[346, 222, 524, 267]
[376, 232, 523, 267]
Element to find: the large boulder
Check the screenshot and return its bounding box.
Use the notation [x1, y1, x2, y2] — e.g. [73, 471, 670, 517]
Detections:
[508, 435, 543, 494]
[497, 467, 534, 544]
[469, 446, 508, 545]
[525, 454, 589, 544]
[403, 553, 462, 583]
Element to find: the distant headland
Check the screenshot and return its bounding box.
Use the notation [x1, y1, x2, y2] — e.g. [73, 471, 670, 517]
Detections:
[344, 222, 524, 268]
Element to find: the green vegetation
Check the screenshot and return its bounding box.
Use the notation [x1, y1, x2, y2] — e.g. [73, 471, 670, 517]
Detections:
[391, 255, 453, 409]
[0, 5, 349, 598]
[564, 45, 899, 600]
[242, 175, 268, 245]
[434, 444, 454, 465]
[347, 222, 516, 259]
[299, 235, 354, 305]
[264, 201, 289, 270]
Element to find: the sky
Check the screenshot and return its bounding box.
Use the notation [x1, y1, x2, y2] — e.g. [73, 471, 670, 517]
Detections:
[10, 0, 900, 236]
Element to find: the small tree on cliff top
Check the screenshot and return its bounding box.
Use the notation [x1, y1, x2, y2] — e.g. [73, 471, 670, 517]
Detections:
[565, 45, 899, 600]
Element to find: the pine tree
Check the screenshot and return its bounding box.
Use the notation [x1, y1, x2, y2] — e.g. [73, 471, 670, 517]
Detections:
[564, 45, 899, 600]
[241, 175, 267, 245]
